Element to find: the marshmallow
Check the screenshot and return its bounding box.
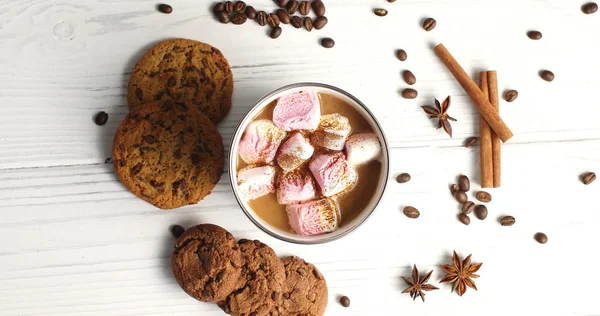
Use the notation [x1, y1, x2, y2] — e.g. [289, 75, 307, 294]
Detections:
[273, 90, 321, 131]
[309, 151, 357, 197]
[237, 165, 277, 202]
[276, 168, 317, 205]
[344, 133, 382, 165]
[277, 132, 315, 172]
[286, 198, 340, 236]
[310, 114, 351, 151]
[239, 119, 287, 165]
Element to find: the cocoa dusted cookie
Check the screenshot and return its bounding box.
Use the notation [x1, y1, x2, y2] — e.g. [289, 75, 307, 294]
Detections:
[218, 239, 285, 316]
[112, 100, 224, 209]
[172, 224, 243, 302]
[127, 38, 233, 124]
[278, 256, 328, 316]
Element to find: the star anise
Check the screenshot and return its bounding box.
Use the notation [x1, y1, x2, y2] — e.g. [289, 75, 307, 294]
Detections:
[401, 264, 439, 302]
[439, 251, 482, 296]
[421, 96, 457, 137]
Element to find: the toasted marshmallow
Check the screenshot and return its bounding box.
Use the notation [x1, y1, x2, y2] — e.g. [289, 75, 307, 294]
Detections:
[273, 90, 321, 131]
[309, 151, 357, 197]
[310, 114, 351, 151]
[239, 120, 287, 165]
[237, 165, 277, 201]
[286, 198, 340, 236]
[277, 132, 315, 172]
[344, 133, 382, 165]
[277, 168, 317, 205]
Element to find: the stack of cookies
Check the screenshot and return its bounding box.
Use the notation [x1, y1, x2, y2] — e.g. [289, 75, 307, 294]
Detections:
[172, 224, 328, 316]
[112, 39, 232, 209]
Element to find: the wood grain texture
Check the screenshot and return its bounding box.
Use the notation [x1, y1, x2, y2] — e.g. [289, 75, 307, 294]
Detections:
[1, 0, 600, 315]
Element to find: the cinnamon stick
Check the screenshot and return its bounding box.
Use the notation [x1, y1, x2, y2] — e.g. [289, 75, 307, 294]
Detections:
[433, 44, 513, 142]
[487, 71, 501, 187]
[479, 72, 494, 188]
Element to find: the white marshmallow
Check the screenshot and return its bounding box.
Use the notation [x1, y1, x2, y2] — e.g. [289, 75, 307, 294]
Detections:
[237, 165, 277, 201]
[344, 133, 382, 165]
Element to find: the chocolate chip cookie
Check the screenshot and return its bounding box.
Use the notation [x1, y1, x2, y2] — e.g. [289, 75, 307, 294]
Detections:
[127, 38, 233, 124]
[279, 256, 328, 316]
[112, 100, 224, 209]
[218, 239, 285, 316]
[172, 224, 243, 302]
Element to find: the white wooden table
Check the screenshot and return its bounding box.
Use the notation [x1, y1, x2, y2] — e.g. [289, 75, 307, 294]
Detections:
[1, 0, 599, 315]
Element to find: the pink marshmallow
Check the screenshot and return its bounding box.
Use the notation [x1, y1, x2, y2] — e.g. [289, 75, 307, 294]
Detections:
[309, 151, 357, 197]
[345, 133, 382, 165]
[239, 119, 287, 165]
[276, 132, 315, 172]
[237, 165, 277, 202]
[286, 198, 340, 236]
[310, 114, 352, 151]
[273, 90, 321, 131]
[277, 168, 317, 205]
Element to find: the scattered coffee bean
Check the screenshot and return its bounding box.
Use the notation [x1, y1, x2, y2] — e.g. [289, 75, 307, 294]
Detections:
[270, 26, 282, 39]
[374, 8, 388, 16]
[313, 16, 328, 30]
[321, 37, 335, 48]
[291, 16, 302, 28]
[388, 0, 397, 2]
[396, 173, 411, 183]
[582, 172, 596, 185]
[312, 0, 326, 17]
[213, 2, 225, 14]
[500, 216, 515, 226]
[276, 0, 289, 8]
[267, 13, 280, 27]
[474, 205, 488, 220]
[234, 1, 246, 13]
[276, 9, 291, 24]
[245, 6, 256, 19]
[458, 213, 470, 225]
[464, 136, 478, 148]
[299, 1, 311, 15]
[396, 49, 407, 61]
[218, 11, 230, 23]
[527, 30, 542, 40]
[504, 90, 518, 102]
[462, 201, 475, 214]
[458, 175, 470, 192]
[94, 111, 108, 126]
[403, 206, 420, 219]
[402, 70, 416, 85]
[401, 88, 418, 99]
[286, 0, 299, 14]
[422, 17, 436, 31]
[256, 11, 267, 26]
[450, 184, 459, 196]
[540, 70, 554, 82]
[231, 13, 247, 24]
[171, 224, 185, 238]
[340, 296, 351, 307]
[454, 191, 468, 204]
[158, 4, 173, 14]
[303, 17, 313, 31]
[535, 232, 548, 244]
[224, 1, 234, 13]
[476, 191, 491, 203]
[582, 2, 598, 14]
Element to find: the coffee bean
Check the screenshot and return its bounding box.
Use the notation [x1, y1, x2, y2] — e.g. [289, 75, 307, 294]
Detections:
[450, 184, 459, 196]
[213, 2, 225, 14]
[313, 16, 328, 30]
[458, 213, 470, 225]
[540, 70, 554, 82]
[422, 18, 436, 31]
[256, 11, 267, 26]
[458, 175, 470, 192]
[504, 90, 518, 102]
[527, 30, 542, 40]
[396, 49, 407, 61]
[464, 136, 478, 148]
[374, 8, 388, 16]
[462, 201, 475, 214]
[388, 0, 396, 2]
[291, 16, 302, 28]
[94, 111, 108, 126]
[403, 206, 420, 219]
[401, 88, 418, 99]
[270, 26, 282, 39]
[224, 1, 234, 13]
[340, 296, 350, 307]
[276, 0, 289, 8]
[245, 6, 256, 19]
[303, 17, 313, 31]
[158, 4, 173, 14]
[396, 173, 411, 183]
[312, 0, 326, 16]
[234, 1, 246, 13]
[476, 191, 491, 203]
[534, 232, 548, 244]
[454, 190, 468, 204]
[582, 2, 598, 14]
[402, 70, 416, 85]
[321, 38, 335, 48]
[171, 224, 185, 238]
[231, 13, 247, 24]
[218, 11, 231, 23]
[500, 216, 515, 226]
[474, 205, 488, 220]
[286, 0, 299, 14]
[582, 172, 596, 185]
[299, 1, 311, 15]
[267, 13, 280, 27]
[276, 9, 291, 24]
